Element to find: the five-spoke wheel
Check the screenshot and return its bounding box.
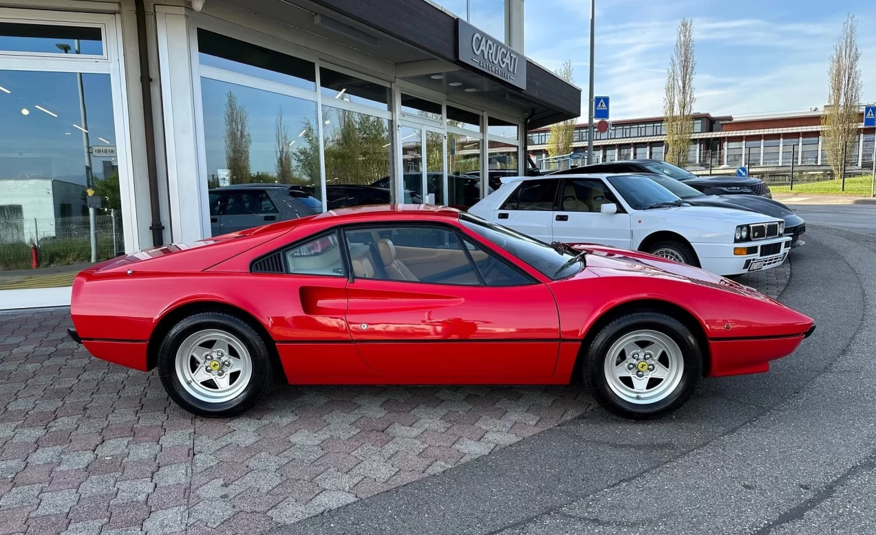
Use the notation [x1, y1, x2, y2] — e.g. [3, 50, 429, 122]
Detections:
[158, 313, 271, 417]
[583, 311, 702, 419]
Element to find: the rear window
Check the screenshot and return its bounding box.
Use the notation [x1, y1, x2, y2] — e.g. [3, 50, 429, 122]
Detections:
[500, 180, 558, 211]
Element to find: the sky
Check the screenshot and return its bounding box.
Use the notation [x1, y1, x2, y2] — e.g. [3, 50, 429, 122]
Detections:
[434, 0, 876, 121]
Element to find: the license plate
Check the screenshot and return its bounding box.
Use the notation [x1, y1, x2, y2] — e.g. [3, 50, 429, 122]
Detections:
[749, 260, 765, 271]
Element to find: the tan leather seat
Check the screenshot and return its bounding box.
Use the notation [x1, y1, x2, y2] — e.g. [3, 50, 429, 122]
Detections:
[377, 239, 418, 281]
[351, 256, 375, 278]
[587, 185, 608, 211]
[562, 185, 589, 212]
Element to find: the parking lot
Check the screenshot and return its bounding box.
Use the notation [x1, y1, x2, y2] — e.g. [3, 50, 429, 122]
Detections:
[0, 255, 791, 535]
[5, 206, 876, 535]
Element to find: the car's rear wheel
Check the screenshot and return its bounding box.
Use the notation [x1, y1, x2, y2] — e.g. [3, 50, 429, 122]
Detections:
[158, 312, 272, 417]
[582, 312, 702, 419]
[645, 240, 698, 266]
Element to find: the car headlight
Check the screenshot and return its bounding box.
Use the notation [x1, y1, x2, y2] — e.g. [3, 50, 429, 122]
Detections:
[735, 225, 749, 242]
[778, 221, 785, 234]
[721, 186, 752, 193]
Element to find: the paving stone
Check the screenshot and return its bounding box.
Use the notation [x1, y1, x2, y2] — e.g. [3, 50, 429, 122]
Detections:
[0, 308, 606, 535]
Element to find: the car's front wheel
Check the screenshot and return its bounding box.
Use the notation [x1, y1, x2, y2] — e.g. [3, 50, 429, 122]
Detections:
[645, 240, 698, 266]
[582, 312, 702, 419]
[157, 312, 272, 417]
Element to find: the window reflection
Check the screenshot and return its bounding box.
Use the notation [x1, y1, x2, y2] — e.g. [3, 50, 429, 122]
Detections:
[426, 130, 444, 205]
[199, 78, 320, 236]
[0, 70, 122, 276]
[485, 140, 518, 191]
[322, 105, 396, 208]
[399, 125, 423, 204]
[447, 134, 481, 211]
[488, 116, 518, 140]
[0, 22, 102, 55]
[197, 29, 315, 91]
[320, 68, 389, 110]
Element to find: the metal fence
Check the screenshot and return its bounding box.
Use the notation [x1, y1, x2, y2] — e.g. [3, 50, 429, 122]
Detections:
[0, 212, 123, 271]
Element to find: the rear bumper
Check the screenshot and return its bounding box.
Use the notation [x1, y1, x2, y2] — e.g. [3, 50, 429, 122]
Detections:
[81, 339, 150, 372]
[708, 331, 811, 377]
[67, 328, 82, 344]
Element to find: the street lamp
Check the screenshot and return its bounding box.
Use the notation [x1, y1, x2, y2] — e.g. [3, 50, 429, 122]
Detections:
[56, 41, 93, 189]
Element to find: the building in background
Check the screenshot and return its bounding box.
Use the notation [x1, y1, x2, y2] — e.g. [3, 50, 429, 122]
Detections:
[528, 109, 875, 176]
[0, 0, 579, 308]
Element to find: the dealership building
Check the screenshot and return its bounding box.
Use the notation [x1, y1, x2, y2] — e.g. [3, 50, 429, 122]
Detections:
[0, 0, 580, 309]
[528, 109, 876, 172]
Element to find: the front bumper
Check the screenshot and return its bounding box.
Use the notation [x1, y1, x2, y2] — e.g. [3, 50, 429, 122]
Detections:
[785, 223, 806, 246]
[67, 328, 82, 344]
[708, 334, 807, 376]
[695, 237, 791, 276]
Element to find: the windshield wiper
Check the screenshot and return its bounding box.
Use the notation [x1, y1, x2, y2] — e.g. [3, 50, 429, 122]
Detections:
[550, 241, 579, 256]
[552, 250, 587, 278]
[645, 200, 687, 210]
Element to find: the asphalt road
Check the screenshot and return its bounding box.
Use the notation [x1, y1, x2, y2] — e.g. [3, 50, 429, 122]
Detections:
[272, 213, 876, 535]
[792, 203, 876, 237]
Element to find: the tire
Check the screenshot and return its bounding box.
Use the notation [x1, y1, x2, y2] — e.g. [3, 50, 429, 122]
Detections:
[157, 312, 272, 417]
[645, 240, 698, 266]
[582, 312, 702, 419]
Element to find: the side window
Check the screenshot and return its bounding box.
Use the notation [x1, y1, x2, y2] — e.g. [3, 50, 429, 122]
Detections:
[283, 232, 345, 277]
[345, 226, 481, 286]
[500, 180, 559, 211]
[209, 193, 222, 216]
[224, 190, 279, 215]
[462, 238, 532, 287]
[562, 180, 621, 213]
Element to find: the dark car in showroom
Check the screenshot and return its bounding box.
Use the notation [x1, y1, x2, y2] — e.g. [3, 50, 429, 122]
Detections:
[564, 160, 773, 198]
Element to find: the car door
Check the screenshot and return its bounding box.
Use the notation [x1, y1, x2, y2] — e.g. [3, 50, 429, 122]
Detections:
[219, 189, 281, 234]
[343, 224, 560, 382]
[492, 179, 558, 243]
[552, 178, 632, 249]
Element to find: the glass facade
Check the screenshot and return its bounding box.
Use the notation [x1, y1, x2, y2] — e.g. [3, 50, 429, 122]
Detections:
[194, 26, 521, 237]
[801, 137, 819, 164]
[0, 20, 125, 288]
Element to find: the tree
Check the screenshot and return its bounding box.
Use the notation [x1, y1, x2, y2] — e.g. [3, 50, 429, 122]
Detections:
[293, 119, 321, 191]
[91, 171, 121, 212]
[223, 91, 251, 183]
[822, 14, 862, 181]
[274, 107, 293, 183]
[664, 19, 696, 167]
[548, 60, 577, 160]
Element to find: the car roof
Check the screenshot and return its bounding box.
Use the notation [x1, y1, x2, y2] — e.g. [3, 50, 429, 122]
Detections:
[315, 204, 461, 221]
[499, 173, 638, 184]
[211, 183, 291, 190]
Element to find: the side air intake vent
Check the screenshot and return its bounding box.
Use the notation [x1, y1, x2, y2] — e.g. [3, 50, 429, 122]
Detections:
[251, 252, 284, 273]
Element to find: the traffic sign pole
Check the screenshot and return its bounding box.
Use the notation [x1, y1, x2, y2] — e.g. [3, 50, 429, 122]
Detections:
[586, 0, 595, 165]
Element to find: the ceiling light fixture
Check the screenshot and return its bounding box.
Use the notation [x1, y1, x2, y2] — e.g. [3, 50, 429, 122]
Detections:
[21, 108, 29, 115]
[430, 74, 444, 80]
[464, 87, 478, 92]
[72, 123, 88, 133]
[298, 129, 307, 137]
[35, 105, 58, 118]
[0, 85, 10, 94]
[448, 82, 462, 87]
[334, 88, 347, 99]
[99, 137, 111, 144]
[288, 140, 296, 147]
[324, 120, 331, 125]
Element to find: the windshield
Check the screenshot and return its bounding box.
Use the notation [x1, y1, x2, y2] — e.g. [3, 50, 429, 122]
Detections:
[607, 175, 682, 210]
[647, 175, 704, 199]
[641, 161, 697, 180]
[460, 214, 584, 280]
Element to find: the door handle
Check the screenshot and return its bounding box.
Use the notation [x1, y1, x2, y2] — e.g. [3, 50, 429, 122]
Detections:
[555, 214, 569, 221]
[210, 217, 218, 223]
[264, 215, 277, 221]
[497, 213, 509, 219]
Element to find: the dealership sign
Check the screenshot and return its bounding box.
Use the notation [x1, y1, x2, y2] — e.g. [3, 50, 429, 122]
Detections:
[457, 19, 526, 90]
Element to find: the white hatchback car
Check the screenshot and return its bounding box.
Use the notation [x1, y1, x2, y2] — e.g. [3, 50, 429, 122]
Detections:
[468, 174, 790, 276]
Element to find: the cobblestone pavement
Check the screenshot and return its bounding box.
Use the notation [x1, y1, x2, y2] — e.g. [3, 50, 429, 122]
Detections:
[0, 255, 791, 534]
[732, 251, 792, 299]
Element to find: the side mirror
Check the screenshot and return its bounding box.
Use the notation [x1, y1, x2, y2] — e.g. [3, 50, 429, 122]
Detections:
[600, 203, 618, 214]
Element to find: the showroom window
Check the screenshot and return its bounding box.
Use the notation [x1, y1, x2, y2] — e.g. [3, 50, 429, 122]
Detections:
[0, 12, 130, 293]
[447, 105, 482, 211]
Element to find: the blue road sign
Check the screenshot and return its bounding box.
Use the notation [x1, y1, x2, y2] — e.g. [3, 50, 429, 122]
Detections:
[594, 96, 610, 120]
[736, 166, 748, 177]
[865, 106, 876, 127]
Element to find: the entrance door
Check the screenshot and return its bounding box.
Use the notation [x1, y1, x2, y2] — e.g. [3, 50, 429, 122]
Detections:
[0, 9, 133, 309]
[399, 123, 446, 206]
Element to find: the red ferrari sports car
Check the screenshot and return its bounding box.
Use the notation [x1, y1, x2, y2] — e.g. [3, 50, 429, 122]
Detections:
[69, 205, 814, 419]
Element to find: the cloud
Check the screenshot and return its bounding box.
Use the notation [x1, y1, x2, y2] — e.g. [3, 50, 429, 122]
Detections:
[524, 0, 876, 120]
